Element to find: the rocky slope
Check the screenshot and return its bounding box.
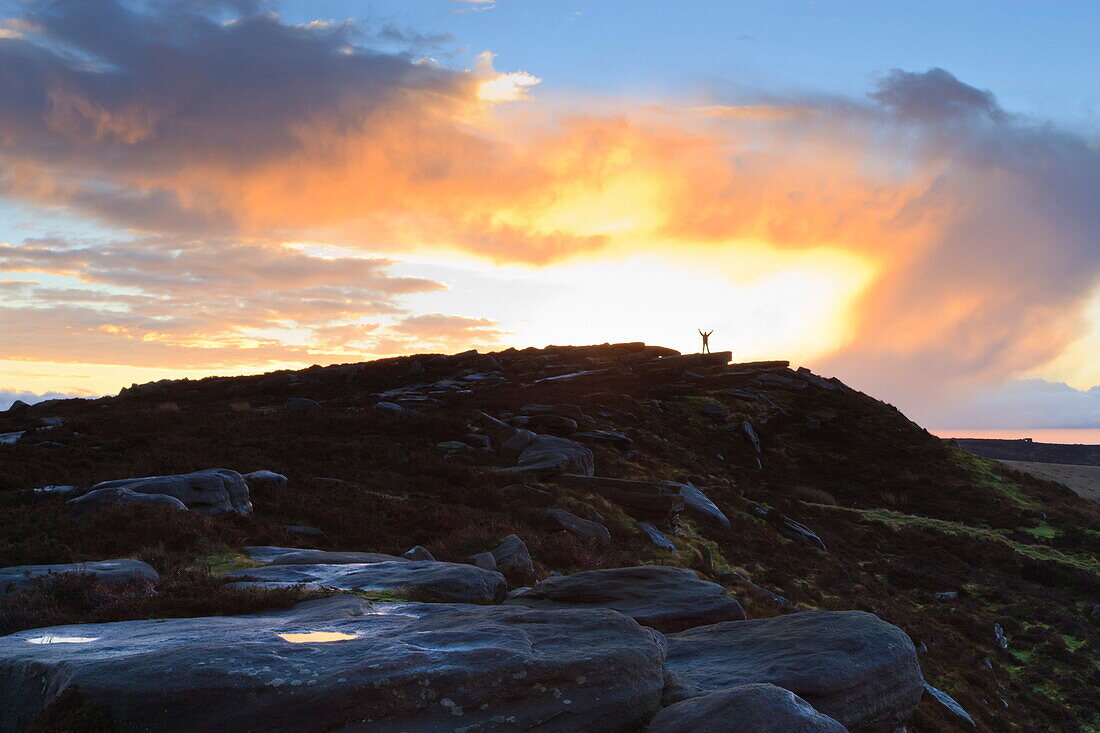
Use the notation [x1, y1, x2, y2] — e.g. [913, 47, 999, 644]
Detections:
[0, 343, 1097, 731]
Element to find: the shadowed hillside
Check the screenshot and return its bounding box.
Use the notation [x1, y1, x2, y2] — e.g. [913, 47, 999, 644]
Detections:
[0, 343, 1097, 732]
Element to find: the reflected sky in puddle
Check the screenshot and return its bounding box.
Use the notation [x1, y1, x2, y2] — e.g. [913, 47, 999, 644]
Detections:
[278, 631, 358, 643]
[26, 636, 98, 644]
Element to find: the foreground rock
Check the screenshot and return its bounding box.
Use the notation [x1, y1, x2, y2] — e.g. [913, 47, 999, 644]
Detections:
[0, 559, 159, 598]
[242, 547, 409, 566]
[0, 595, 666, 732]
[224, 560, 507, 603]
[663, 611, 923, 731]
[508, 565, 745, 633]
[647, 683, 847, 733]
[89, 468, 253, 515]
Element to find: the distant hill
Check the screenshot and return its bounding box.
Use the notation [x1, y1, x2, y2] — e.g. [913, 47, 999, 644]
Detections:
[954, 438, 1100, 466]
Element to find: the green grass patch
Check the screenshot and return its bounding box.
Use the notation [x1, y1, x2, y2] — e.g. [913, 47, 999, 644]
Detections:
[1059, 634, 1086, 652]
[1023, 523, 1059, 540]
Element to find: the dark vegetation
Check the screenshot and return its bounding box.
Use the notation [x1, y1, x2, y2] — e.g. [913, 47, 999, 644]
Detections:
[1, 344, 1098, 732]
[955, 438, 1100, 466]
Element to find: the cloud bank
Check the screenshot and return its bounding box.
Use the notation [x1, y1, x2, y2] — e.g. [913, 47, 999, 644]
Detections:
[0, 1, 1097, 425]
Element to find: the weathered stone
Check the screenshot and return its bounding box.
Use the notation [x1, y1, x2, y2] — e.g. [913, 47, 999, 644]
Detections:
[923, 683, 975, 728]
[469, 551, 498, 572]
[402, 545, 436, 562]
[664, 611, 924, 732]
[552, 475, 684, 527]
[508, 565, 745, 633]
[224, 560, 507, 603]
[372, 401, 406, 413]
[0, 559, 159, 598]
[491, 534, 535, 583]
[647, 683, 848, 733]
[780, 517, 827, 551]
[637, 521, 677, 550]
[243, 547, 408, 566]
[742, 421, 762, 453]
[90, 469, 252, 516]
[284, 397, 321, 410]
[676, 483, 731, 530]
[67, 487, 189, 517]
[541, 508, 611, 541]
[242, 470, 288, 498]
[0, 595, 667, 732]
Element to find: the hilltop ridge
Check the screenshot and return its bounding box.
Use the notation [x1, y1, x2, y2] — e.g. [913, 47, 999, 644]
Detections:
[0, 342, 1097, 731]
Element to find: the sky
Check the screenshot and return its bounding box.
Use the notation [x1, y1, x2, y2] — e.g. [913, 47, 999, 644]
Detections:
[0, 0, 1098, 429]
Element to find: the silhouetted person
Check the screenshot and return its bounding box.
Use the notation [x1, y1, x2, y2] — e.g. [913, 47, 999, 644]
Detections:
[698, 329, 713, 354]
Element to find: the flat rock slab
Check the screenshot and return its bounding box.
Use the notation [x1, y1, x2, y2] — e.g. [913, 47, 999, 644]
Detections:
[223, 561, 507, 603]
[664, 610, 923, 732]
[243, 547, 408, 566]
[508, 565, 745, 633]
[0, 595, 667, 732]
[647, 683, 847, 733]
[91, 468, 252, 516]
[0, 559, 159, 598]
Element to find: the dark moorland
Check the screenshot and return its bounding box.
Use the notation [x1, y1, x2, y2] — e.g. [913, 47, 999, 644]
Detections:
[0, 343, 1097, 732]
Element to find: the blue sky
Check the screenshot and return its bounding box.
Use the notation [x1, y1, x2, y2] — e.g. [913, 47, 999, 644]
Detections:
[282, 0, 1100, 126]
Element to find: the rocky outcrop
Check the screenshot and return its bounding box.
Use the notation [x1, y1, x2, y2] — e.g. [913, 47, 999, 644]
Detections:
[67, 487, 189, 517]
[0, 595, 667, 732]
[0, 559, 159, 597]
[647, 683, 848, 733]
[223, 560, 507, 603]
[508, 565, 745, 633]
[89, 469, 252, 516]
[663, 611, 924, 732]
